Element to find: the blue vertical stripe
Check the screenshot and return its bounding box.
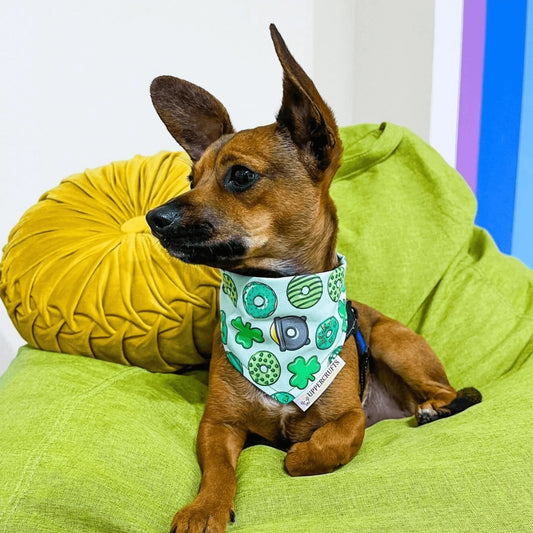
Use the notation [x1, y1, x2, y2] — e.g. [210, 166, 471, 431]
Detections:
[475, 0, 528, 254]
[512, 0, 533, 268]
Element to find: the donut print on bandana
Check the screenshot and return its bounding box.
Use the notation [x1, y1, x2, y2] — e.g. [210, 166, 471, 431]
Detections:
[226, 352, 243, 374]
[220, 310, 228, 345]
[220, 255, 348, 411]
[248, 351, 281, 386]
[222, 273, 238, 306]
[316, 316, 340, 350]
[286, 274, 323, 309]
[327, 266, 345, 302]
[243, 282, 278, 318]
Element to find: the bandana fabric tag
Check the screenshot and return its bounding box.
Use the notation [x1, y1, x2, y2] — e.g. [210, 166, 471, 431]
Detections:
[219, 255, 348, 411]
[293, 355, 346, 410]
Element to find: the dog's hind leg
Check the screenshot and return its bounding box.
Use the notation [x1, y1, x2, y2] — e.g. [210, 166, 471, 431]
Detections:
[367, 315, 482, 426]
[415, 387, 483, 425]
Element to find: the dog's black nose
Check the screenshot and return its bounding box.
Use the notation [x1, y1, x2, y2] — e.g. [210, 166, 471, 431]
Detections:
[146, 203, 182, 236]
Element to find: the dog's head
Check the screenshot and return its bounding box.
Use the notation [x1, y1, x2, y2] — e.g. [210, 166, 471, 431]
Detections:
[146, 25, 342, 276]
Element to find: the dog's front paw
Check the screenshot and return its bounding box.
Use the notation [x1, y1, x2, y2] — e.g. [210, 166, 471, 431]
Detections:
[170, 502, 235, 533]
[285, 441, 337, 477]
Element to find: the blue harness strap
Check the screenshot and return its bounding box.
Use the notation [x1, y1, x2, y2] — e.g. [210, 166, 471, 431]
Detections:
[345, 301, 371, 400]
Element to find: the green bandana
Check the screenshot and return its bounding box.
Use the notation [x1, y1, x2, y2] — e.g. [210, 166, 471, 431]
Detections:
[219, 255, 348, 411]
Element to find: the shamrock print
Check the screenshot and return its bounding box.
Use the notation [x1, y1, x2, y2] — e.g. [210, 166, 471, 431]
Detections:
[231, 316, 265, 349]
[288, 355, 321, 390]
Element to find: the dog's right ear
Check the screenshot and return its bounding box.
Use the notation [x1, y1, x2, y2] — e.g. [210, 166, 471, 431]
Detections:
[270, 24, 341, 179]
[150, 76, 234, 162]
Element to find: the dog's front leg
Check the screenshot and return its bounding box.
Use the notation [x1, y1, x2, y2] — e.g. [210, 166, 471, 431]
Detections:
[170, 418, 247, 533]
[285, 406, 366, 477]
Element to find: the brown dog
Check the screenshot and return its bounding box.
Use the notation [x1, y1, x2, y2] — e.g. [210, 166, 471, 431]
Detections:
[147, 24, 481, 533]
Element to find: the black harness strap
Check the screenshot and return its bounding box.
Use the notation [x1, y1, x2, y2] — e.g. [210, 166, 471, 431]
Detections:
[345, 301, 371, 400]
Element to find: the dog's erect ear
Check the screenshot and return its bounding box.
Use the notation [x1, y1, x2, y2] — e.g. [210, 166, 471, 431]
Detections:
[150, 76, 234, 162]
[270, 24, 341, 176]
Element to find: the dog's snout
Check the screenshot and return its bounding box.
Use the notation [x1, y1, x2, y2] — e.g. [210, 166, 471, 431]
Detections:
[146, 203, 182, 236]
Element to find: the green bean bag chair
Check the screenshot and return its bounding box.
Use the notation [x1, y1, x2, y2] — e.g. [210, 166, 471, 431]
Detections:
[0, 123, 531, 532]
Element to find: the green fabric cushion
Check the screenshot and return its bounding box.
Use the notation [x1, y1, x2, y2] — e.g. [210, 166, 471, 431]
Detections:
[1, 346, 531, 532]
[333, 124, 533, 390]
[1, 123, 532, 531]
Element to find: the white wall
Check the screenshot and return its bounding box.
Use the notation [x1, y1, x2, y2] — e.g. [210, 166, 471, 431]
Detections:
[349, 0, 436, 140]
[0, 0, 447, 375]
[0, 0, 316, 374]
[430, 0, 463, 167]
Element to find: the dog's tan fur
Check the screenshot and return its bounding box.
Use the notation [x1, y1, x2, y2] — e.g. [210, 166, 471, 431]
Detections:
[146, 25, 481, 533]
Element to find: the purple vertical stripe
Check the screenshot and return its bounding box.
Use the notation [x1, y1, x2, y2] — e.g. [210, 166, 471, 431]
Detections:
[456, 0, 486, 193]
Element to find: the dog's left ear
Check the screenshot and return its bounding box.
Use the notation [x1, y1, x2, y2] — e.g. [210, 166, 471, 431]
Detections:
[270, 24, 342, 178]
[150, 76, 234, 162]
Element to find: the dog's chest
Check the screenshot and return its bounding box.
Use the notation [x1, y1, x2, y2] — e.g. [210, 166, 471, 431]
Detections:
[245, 387, 309, 442]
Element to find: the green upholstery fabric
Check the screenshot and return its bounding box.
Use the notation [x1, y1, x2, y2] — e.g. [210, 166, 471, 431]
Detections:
[1, 123, 532, 532]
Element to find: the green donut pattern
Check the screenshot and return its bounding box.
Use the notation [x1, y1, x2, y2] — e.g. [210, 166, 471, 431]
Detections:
[220, 256, 347, 406]
[316, 316, 340, 350]
[338, 300, 348, 333]
[222, 273, 238, 306]
[327, 267, 345, 302]
[220, 310, 228, 345]
[328, 345, 343, 363]
[286, 275, 323, 309]
[243, 282, 277, 318]
[226, 352, 243, 374]
[248, 351, 281, 386]
[271, 391, 295, 404]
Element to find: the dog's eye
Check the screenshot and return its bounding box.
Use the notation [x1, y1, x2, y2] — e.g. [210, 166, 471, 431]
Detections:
[187, 174, 194, 189]
[224, 165, 259, 192]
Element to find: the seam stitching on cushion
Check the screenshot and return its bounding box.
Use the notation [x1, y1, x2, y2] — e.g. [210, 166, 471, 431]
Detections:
[334, 146, 400, 181]
[0, 366, 143, 530]
[334, 125, 403, 180]
[469, 263, 533, 323]
[501, 335, 533, 376]
[407, 244, 533, 329]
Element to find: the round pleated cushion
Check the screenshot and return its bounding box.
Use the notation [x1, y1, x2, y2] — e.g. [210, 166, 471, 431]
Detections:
[0, 152, 221, 371]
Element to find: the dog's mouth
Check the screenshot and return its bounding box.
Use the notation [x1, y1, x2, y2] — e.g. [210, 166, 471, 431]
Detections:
[156, 231, 248, 270]
[146, 206, 251, 270]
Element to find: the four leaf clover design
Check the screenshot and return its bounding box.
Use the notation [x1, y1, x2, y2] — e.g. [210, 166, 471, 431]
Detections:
[287, 355, 321, 390]
[231, 316, 265, 349]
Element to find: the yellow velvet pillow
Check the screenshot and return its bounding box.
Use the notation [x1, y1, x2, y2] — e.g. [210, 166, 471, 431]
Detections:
[0, 152, 221, 371]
